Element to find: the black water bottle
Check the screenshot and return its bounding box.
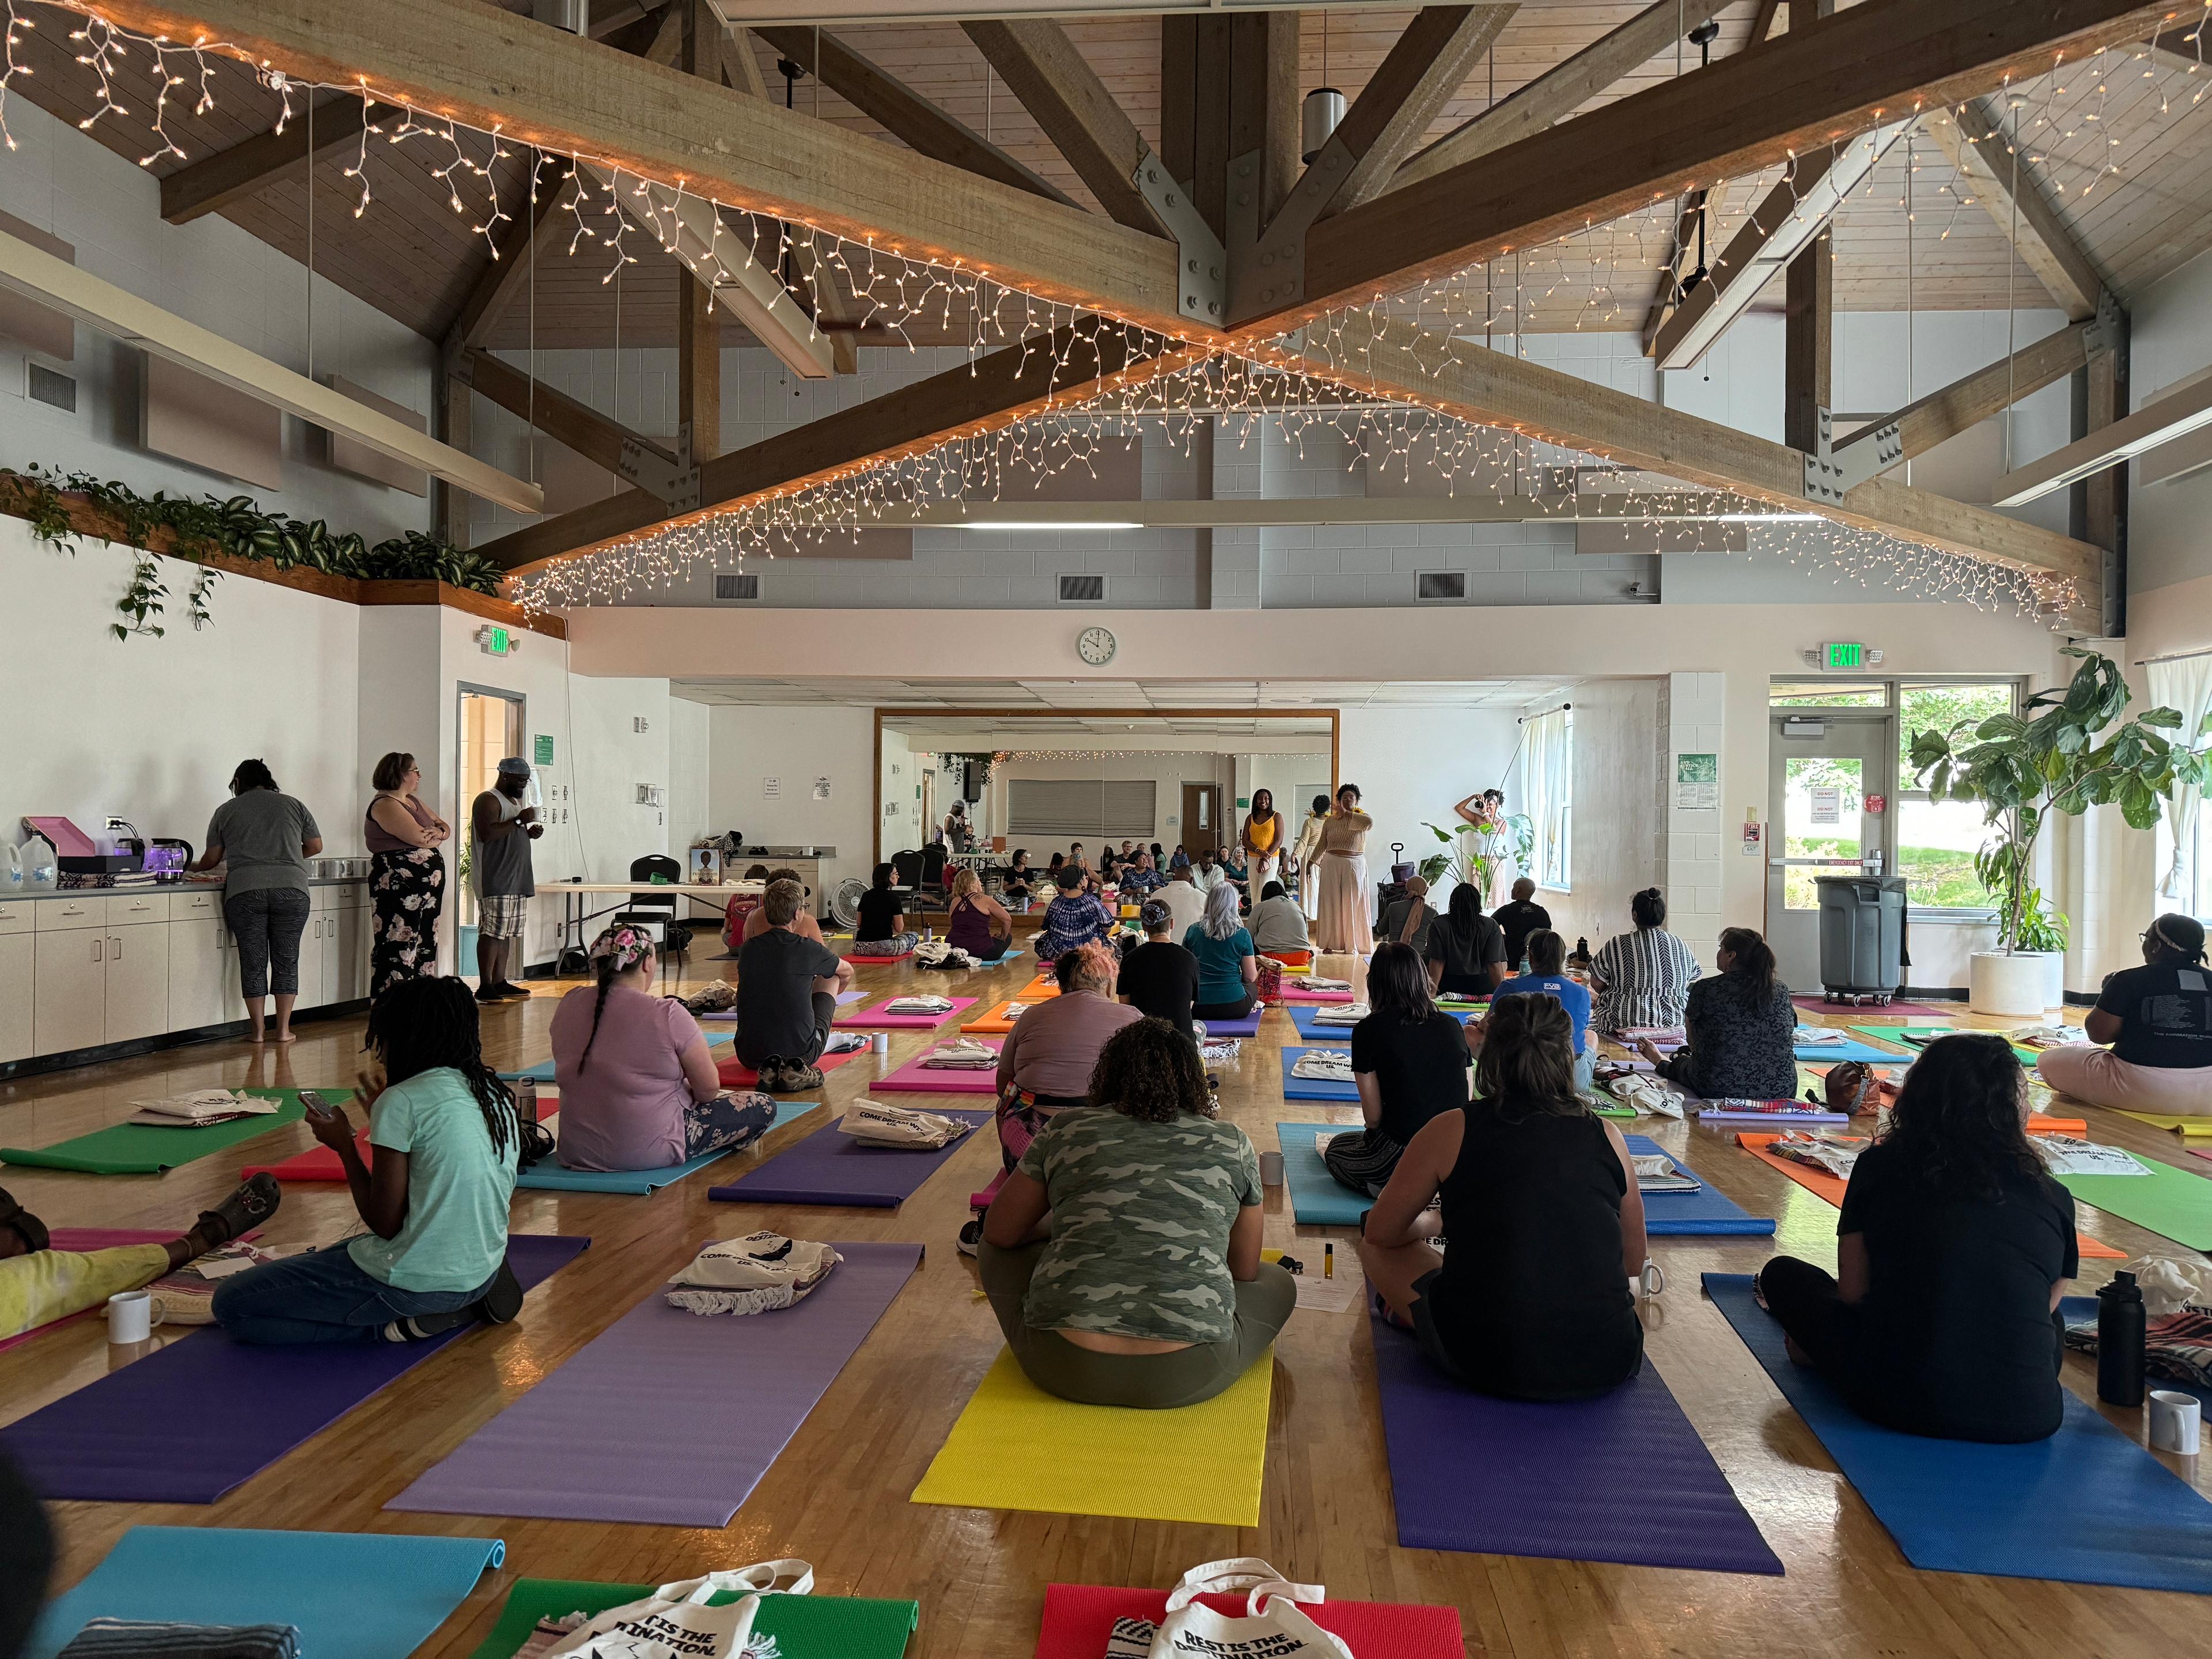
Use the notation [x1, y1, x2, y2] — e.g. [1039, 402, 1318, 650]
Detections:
[2097, 1271, 2147, 1408]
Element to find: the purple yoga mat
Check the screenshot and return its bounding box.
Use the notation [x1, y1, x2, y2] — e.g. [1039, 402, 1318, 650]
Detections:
[835, 996, 979, 1030]
[710, 1111, 992, 1208]
[2, 1234, 590, 1504]
[387, 1240, 921, 1525]
[1197, 1010, 1263, 1037]
[874, 1048, 1001, 1093]
[1371, 1310, 1782, 1574]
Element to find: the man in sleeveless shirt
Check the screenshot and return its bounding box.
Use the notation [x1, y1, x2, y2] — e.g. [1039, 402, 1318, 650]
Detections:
[471, 757, 542, 1004]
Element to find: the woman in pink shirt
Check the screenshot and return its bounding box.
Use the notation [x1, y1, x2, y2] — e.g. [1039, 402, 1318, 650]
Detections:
[549, 926, 775, 1171]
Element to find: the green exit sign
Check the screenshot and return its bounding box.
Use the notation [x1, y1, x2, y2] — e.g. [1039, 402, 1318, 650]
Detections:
[478, 624, 513, 657]
[1822, 641, 1865, 670]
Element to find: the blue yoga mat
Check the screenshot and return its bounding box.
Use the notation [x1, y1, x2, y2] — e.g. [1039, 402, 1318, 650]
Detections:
[1708, 1273, 2212, 1592]
[1285, 1004, 1366, 1040]
[1281, 1046, 1359, 1101]
[28, 1527, 505, 1659]
[1373, 1309, 1782, 1573]
[1627, 1135, 1774, 1236]
[1790, 1037, 1900, 1063]
[518, 1101, 819, 1194]
[1275, 1122, 1370, 1226]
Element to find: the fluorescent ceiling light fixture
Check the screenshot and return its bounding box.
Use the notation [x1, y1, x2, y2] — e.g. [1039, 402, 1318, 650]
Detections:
[1655, 121, 1907, 373]
[1993, 373, 2212, 506]
[963, 520, 1144, 531]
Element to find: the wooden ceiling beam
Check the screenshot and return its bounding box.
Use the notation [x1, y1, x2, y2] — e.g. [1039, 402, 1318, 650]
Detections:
[480, 327, 1201, 577]
[1390, 0, 1733, 194]
[1312, 6, 1517, 214]
[752, 25, 1078, 210]
[1917, 98, 2108, 319]
[1280, 0, 2172, 334]
[459, 347, 672, 476]
[1268, 311, 2101, 596]
[441, 169, 573, 355]
[92, 0, 1189, 338]
[1836, 319, 2096, 467]
[961, 19, 1156, 231]
[159, 93, 395, 225]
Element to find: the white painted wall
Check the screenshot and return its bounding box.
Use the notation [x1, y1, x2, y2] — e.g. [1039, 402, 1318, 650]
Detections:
[2127, 250, 2212, 599]
[1541, 678, 1664, 953]
[703, 704, 874, 897]
[0, 96, 436, 547]
[1336, 707, 1522, 911]
[566, 675, 675, 880]
[667, 696, 711, 853]
[0, 518, 362, 861]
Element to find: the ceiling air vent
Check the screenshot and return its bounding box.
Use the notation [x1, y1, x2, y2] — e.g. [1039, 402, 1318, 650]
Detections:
[1058, 573, 1107, 603]
[27, 362, 77, 413]
[713, 572, 760, 601]
[1416, 571, 1467, 601]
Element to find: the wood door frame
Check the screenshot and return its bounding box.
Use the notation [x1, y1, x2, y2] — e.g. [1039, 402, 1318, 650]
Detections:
[871, 705, 1340, 854]
[1180, 781, 1225, 855]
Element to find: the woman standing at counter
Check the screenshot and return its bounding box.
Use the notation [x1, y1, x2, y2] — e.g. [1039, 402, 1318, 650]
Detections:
[366, 752, 451, 1001]
[191, 759, 323, 1045]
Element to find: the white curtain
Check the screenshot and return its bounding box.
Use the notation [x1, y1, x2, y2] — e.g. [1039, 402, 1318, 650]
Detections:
[1524, 709, 1573, 889]
[2149, 652, 2212, 902]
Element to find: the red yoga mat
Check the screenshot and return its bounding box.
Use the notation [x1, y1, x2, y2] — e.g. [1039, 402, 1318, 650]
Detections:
[243, 1134, 371, 1183]
[717, 1051, 861, 1089]
[1032, 1584, 1463, 1659]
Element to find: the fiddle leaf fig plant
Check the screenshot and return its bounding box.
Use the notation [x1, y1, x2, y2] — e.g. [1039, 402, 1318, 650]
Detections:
[1909, 647, 2205, 953]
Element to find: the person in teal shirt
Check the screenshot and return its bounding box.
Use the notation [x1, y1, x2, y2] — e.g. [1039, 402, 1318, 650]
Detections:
[214, 977, 524, 1343]
[1492, 929, 1594, 1090]
[1184, 882, 1258, 1020]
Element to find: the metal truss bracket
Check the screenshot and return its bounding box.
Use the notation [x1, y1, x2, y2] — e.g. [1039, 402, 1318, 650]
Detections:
[2083, 289, 2127, 359]
[1803, 406, 1900, 504]
[620, 423, 702, 514]
[1132, 147, 1227, 329]
[1224, 132, 1350, 330]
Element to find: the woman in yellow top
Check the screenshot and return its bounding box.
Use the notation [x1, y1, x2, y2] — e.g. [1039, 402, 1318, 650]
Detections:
[1316, 783, 1376, 955]
[1238, 788, 1286, 894]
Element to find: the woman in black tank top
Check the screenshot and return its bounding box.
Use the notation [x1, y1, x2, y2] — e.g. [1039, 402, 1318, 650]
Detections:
[1354, 994, 1647, 1400]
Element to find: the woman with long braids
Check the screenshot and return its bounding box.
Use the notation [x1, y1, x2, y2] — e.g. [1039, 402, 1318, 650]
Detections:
[213, 977, 527, 1344]
[1757, 1034, 2077, 1442]
[550, 925, 776, 1170]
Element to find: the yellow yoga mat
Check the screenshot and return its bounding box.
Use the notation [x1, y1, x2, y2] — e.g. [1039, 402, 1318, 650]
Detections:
[911, 1347, 1271, 1526]
[2115, 1111, 2212, 1137]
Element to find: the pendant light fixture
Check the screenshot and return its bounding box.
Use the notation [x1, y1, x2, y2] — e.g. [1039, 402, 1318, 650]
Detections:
[1302, 12, 1343, 164]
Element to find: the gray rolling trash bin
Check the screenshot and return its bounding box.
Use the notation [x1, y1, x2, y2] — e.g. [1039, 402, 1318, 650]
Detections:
[1814, 875, 1910, 1006]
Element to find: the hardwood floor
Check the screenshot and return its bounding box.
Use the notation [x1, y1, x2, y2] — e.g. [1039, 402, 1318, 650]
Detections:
[3, 950, 2207, 1657]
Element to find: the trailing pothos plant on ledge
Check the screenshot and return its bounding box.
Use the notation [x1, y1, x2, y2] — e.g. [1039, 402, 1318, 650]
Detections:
[3, 461, 506, 641]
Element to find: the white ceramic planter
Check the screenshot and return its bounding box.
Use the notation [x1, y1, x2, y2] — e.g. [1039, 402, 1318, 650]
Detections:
[1969, 950, 2059, 1017]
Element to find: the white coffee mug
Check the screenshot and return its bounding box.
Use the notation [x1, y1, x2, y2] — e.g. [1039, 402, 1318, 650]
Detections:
[106, 1289, 155, 1344]
[1633, 1260, 1666, 1300]
[1257, 1150, 1286, 1187]
[2149, 1390, 2202, 1456]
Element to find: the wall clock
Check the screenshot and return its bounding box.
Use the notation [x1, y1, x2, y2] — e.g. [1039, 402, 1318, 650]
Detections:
[1077, 625, 1118, 666]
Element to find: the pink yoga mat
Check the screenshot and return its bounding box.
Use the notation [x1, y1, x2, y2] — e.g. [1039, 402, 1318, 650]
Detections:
[874, 1044, 1003, 1094]
[1275, 985, 1353, 1004]
[1793, 994, 1956, 1019]
[834, 996, 978, 1030]
[0, 1229, 173, 1355]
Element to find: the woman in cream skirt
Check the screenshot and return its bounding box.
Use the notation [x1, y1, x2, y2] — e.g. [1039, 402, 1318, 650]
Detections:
[1315, 783, 1375, 955]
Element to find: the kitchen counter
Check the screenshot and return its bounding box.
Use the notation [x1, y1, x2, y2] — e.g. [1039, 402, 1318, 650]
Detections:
[2, 876, 368, 901]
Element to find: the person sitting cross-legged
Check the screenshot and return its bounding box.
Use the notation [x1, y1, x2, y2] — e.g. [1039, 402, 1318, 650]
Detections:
[735, 878, 854, 1089]
[979, 1017, 1296, 1408]
[1323, 942, 1472, 1197]
[1035, 863, 1117, 963]
[853, 862, 919, 957]
[1184, 882, 1258, 1022]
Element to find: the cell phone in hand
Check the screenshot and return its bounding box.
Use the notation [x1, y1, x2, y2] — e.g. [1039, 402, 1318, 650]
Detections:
[299, 1090, 338, 1120]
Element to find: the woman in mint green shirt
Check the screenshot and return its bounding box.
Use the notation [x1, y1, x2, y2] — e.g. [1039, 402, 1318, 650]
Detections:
[214, 977, 522, 1343]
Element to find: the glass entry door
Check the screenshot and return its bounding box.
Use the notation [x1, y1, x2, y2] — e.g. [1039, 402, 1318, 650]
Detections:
[1767, 713, 1892, 993]
[456, 686, 525, 930]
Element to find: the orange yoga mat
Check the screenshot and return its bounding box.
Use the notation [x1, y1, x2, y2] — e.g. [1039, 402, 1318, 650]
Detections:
[1015, 976, 1062, 1001]
[962, 1000, 1034, 1035]
[1735, 1131, 2123, 1260]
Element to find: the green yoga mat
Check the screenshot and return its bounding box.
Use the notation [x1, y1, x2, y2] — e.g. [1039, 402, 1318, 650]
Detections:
[469, 1578, 919, 1659]
[1849, 1026, 2039, 1066]
[0, 1089, 323, 1175]
[2058, 1157, 2212, 1252]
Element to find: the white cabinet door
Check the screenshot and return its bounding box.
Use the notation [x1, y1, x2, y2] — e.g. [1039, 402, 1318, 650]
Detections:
[0, 933, 32, 1063]
[168, 916, 230, 1032]
[33, 929, 105, 1054]
[104, 922, 171, 1044]
[294, 914, 326, 1009]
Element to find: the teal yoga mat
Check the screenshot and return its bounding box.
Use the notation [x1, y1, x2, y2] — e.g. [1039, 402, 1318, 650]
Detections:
[1791, 1036, 1906, 1063]
[1, 1090, 313, 1175]
[504, 1035, 731, 1085]
[518, 1101, 819, 1194]
[28, 1527, 505, 1659]
[1275, 1122, 1369, 1225]
[1707, 1273, 2212, 1592]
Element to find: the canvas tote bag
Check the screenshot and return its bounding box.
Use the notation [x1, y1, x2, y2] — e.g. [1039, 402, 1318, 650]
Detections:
[544, 1561, 813, 1659]
[1105, 1559, 1354, 1659]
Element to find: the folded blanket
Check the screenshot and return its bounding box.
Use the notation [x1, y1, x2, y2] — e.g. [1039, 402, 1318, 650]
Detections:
[1767, 1131, 1866, 1180]
[2065, 1308, 2212, 1389]
[59, 1622, 301, 1659]
[148, 1241, 320, 1325]
[664, 1231, 840, 1316]
[1631, 1153, 1699, 1192]
[1308, 1003, 1368, 1027]
[839, 1099, 974, 1149]
[825, 1031, 870, 1054]
[920, 1038, 999, 1070]
[1791, 1027, 1848, 1046]
[883, 995, 956, 1016]
[1300, 976, 1353, 993]
[914, 940, 979, 970]
[126, 1090, 280, 1127]
[1290, 1050, 1354, 1082]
